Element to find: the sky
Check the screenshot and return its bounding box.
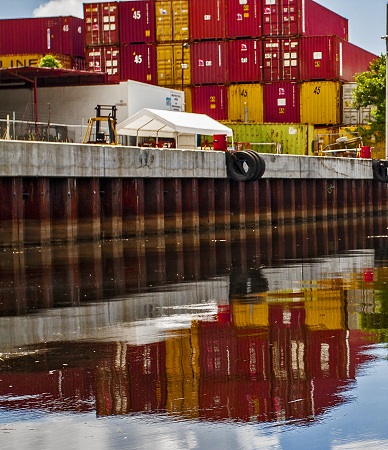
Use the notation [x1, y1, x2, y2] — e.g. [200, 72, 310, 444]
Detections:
[0, 0, 387, 56]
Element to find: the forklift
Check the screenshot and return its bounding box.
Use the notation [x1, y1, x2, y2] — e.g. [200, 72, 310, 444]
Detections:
[82, 105, 118, 145]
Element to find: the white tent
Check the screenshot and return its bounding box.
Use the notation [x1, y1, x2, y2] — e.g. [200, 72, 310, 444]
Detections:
[116, 108, 233, 149]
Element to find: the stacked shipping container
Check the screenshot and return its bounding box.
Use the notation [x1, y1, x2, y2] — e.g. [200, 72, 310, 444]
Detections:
[0, 16, 85, 70]
[0, 1, 378, 129]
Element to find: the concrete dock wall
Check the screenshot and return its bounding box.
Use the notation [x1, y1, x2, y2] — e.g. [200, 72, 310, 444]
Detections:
[0, 140, 384, 245]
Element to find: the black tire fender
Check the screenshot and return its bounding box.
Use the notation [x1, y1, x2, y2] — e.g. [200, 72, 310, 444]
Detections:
[246, 151, 266, 181]
[373, 159, 388, 183]
[227, 151, 257, 181]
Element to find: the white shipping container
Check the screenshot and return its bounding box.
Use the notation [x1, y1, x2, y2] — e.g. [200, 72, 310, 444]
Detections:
[342, 82, 373, 126]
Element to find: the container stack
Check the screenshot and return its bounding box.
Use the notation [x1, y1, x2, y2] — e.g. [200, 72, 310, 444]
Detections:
[84, 2, 121, 82]
[0, 16, 85, 70]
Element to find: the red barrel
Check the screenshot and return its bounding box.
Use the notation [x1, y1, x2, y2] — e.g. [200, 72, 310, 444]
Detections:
[361, 146, 371, 158]
[213, 134, 227, 151]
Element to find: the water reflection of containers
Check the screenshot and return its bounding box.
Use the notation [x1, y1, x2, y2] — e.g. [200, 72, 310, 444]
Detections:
[198, 321, 237, 378]
[263, 82, 300, 123]
[127, 342, 167, 413]
[262, 0, 348, 40]
[304, 289, 345, 330]
[121, 44, 156, 84]
[227, 0, 261, 39]
[192, 85, 228, 121]
[306, 330, 348, 379]
[228, 39, 262, 83]
[191, 41, 228, 85]
[84, 2, 119, 46]
[119, 1, 155, 44]
[190, 0, 226, 41]
[165, 327, 200, 417]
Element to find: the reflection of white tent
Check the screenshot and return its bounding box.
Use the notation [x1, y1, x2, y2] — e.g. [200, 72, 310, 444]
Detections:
[116, 108, 233, 149]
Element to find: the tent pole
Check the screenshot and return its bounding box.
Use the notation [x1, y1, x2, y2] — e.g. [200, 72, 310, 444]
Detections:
[136, 131, 139, 147]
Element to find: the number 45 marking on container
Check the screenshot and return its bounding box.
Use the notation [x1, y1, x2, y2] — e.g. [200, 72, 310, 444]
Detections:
[133, 11, 141, 19]
[134, 55, 143, 64]
[314, 86, 321, 94]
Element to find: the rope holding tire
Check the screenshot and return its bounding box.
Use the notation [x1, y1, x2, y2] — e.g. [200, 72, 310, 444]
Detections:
[372, 159, 388, 183]
[226, 151, 266, 182]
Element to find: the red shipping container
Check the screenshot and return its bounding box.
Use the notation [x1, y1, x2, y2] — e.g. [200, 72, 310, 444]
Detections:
[190, 0, 226, 41]
[228, 39, 262, 83]
[0, 17, 84, 58]
[263, 37, 299, 81]
[84, 2, 119, 46]
[120, 44, 156, 84]
[264, 82, 300, 123]
[262, 0, 348, 40]
[191, 41, 228, 85]
[87, 46, 120, 83]
[226, 0, 261, 38]
[299, 36, 378, 82]
[119, 1, 155, 44]
[192, 85, 228, 120]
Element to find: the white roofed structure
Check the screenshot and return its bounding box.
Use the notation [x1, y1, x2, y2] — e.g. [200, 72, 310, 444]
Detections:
[116, 108, 233, 149]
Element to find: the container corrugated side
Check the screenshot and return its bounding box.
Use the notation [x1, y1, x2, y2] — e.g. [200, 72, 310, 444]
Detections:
[0, 54, 74, 69]
[263, 37, 298, 82]
[184, 87, 193, 112]
[262, 0, 348, 40]
[225, 122, 314, 155]
[156, 44, 174, 86]
[121, 44, 156, 84]
[173, 44, 191, 86]
[227, 84, 263, 122]
[190, 0, 226, 41]
[119, 1, 155, 44]
[300, 81, 341, 125]
[84, 2, 119, 46]
[87, 46, 120, 83]
[192, 85, 228, 120]
[342, 83, 373, 126]
[155, 1, 173, 43]
[191, 41, 228, 85]
[228, 39, 261, 83]
[263, 82, 300, 123]
[172, 1, 190, 42]
[226, 0, 261, 39]
[299, 36, 377, 82]
[0, 17, 84, 57]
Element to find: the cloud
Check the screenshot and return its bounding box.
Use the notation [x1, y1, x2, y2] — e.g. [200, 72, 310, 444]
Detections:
[33, 0, 84, 19]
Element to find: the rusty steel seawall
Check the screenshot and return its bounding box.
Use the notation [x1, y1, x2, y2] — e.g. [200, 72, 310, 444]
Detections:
[0, 140, 383, 246]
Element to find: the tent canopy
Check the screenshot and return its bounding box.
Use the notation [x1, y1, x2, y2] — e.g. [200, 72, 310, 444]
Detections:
[116, 108, 233, 138]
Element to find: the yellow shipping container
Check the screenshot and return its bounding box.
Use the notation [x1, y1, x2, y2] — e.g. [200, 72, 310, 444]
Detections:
[172, 1, 189, 41]
[339, 126, 386, 159]
[155, 1, 173, 42]
[184, 87, 192, 112]
[233, 303, 269, 328]
[173, 44, 191, 86]
[0, 53, 73, 70]
[227, 84, 264, 123]
[300, 81, 341, 125]
[156, 44, 174, 86]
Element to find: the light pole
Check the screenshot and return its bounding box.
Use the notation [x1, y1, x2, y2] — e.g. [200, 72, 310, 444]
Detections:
[382, 3, 388, 160]
[181, 43, 190, 92]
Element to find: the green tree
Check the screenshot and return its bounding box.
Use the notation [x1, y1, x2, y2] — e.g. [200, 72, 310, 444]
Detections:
[352, 54, 386, 144]
[39, 55, 62, 68]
